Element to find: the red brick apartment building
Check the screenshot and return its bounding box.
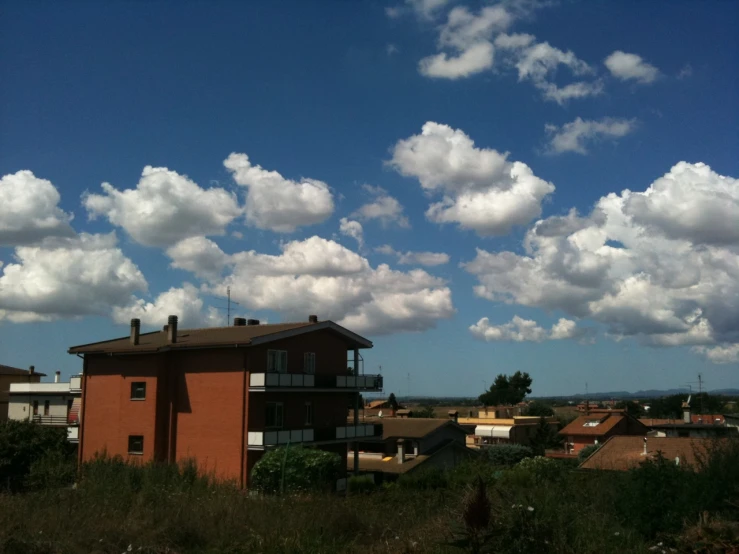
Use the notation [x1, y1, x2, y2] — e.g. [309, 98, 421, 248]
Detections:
[69, 315, 383, 488]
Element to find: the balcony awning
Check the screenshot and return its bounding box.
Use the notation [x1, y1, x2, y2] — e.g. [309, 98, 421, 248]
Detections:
[474, 425, 512, 439]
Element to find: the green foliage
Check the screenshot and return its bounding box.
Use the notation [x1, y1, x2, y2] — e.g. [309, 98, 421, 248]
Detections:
[0, 420, 76, 491]
[526, 401, 554, 417]
[347, 474, 375, 494]
[409, 405, 436, 418]
[615, 400, 643, 418]
[648, 393, 725, 419]
[482, 444, 533, 466]
[388, 392, 399, 411]
[529, 416, 562, 456]
[250, 446, 341, 494]
[578, 443, 601, 462]
[447, 477, 495, 554]
[479, 371, 532, 406]
[397, 466, 449, 490]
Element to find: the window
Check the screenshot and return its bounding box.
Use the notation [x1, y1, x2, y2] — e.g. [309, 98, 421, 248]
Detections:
[130, 382, 146, 400]
[267, 350, 287, 373]
[266, 402, 284, 429]
[128, 435, 144, 455]
[303, 352, 316, 374]
[304, 402, 313, 426]
[32, 401, 38, 416]
[44, 400, 50, 416]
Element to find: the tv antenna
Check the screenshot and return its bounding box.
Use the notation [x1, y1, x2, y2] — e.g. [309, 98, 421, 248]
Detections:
[209, 286, 241, 326]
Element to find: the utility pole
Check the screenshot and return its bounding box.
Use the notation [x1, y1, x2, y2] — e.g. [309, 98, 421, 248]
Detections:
[698, 373, 704, 414]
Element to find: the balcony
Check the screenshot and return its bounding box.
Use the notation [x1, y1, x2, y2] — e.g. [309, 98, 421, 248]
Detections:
[69, 375, 82, 393]
[247, 423, 382, 449]
[249, 373, 382, 392]
[32, 415, 77, 426]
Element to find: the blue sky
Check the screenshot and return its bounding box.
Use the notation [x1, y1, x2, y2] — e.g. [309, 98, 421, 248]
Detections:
[1, 0, 737, 397]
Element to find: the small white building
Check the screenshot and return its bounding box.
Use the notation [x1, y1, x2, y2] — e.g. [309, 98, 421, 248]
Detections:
[8, 373, 82, 443]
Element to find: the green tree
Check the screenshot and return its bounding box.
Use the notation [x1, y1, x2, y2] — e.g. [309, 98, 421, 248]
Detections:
[479, 371, 532, 406]
[615, 400, 642, 418]
[648, 393, 725, 419]
[526, 401, 554, 417]
[577, 443, 600, 463]
[529, 416, 562, 456]
[250, 446, 341, 494]
[388, 392, 399, 411]
[409, 405, 436, 418]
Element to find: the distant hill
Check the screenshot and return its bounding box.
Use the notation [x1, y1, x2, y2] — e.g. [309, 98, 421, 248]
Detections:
[534, 389, 739, 400]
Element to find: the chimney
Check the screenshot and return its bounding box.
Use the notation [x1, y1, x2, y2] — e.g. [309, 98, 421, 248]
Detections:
[397, 439, 405, 464]
[682, 401, 691, 423]
[448, 410, 459, 423]
[29, 365, 35, 375]
[54, 371, 60, 383]
[234, 317, 247, 326]
[247, 319, 260, 326]
[308, 314, 318, 323]
[643, 437, 647, 456]
[167, 315, 178, 344]
[130, 318, 140, 345]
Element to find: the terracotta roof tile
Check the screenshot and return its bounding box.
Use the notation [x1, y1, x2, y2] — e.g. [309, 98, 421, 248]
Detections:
[579, 436, 715, 471]
[560, 413, 627, 436]
[352, 417, 468, 440]
[0, 364, 46, 377]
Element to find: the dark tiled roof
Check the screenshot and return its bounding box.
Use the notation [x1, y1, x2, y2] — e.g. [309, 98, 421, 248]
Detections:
[369, 418, 469, 440]
[0, 364, 46, 377]
[579, 436, 714, 471]
[69, 320, 371, 354]
[349, 440, 475, 474]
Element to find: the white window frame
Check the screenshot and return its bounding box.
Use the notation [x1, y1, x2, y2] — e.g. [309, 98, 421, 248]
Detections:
[303, 352, 316, 374]
[128, 435, 144, 455]
[304, 402, 313, 426]
[266, 402, 284, 429]
[267, 350, 288, 373]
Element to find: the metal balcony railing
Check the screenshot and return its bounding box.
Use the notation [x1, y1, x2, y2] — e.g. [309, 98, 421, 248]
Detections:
[249, 373, 383, 391]
[247, 423, 383, 448]
[32, 415, 78, 426]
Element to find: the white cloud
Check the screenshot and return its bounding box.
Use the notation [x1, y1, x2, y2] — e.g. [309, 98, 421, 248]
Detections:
[386, 43, 399, 56]
[470, 315, 582, 342]
[545, 117, 637, 154]
[376, 245, 450, 266]
[0, 233, 147, 322]
[677, 63, 693, 80]
[224, 153, 334, 233]
[193, 236, 454, 335]
[84, 166, 242, 247]
[463, 162, 739, 360]
[604, 51, 660, 84]
[693, 344, 739, 364]
[352, 185, 410, 228]
[0, 170, 74, 246]
[112, 283, 221, 329]
[166, 237, 230, 280]
[339, 218, 364, 248]
[419, 42, 495, 79]
[389, 122, 554, 236]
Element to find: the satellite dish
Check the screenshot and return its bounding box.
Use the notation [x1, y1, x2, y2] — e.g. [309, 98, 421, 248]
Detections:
[687, 394, 692, 405]
[378, 410, 383, 418]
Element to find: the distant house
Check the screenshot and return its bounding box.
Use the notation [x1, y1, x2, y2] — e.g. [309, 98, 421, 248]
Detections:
[0, 364, 45, 422]
[646, 423, 737, 439]
[349, 417, 474, 480]
[559, 410, 648, 455]
[458, 409, 558, 448]
[8, 372, 82, 443]
[579, 436, 716, 471]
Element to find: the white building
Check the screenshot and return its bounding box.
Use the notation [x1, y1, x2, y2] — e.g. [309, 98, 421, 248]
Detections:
[8, 372, 82, 443]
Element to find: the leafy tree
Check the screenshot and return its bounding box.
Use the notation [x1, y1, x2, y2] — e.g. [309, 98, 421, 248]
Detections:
[526, 401, 554, 417]
[250, 446, 341, 494]
[648, 393, 725, 419]
[529, 416, 562, 456]
[482, 444, 533, 466]
[615, 400, 642, 418]
[479, 371, 532, 406]
[409, 405, 436, 418]
[388, 392, 399, 411]
[577, 443, 600, 463]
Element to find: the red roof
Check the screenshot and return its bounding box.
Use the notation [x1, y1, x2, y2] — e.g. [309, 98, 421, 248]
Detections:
[560, 412, 647, 437]
[579, 436, 715, 471]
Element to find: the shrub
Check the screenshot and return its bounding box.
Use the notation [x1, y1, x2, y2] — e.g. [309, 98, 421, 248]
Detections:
[397, 466, 449, 490]
[250, 446, 341, 494]
[409, 405, 436, 418]
[482, 444, 533, 466]
[578, 443, 600, 462]
[347, 474, 375, 494]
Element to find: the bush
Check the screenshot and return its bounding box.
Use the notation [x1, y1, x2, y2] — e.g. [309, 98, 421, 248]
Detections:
[250, 446, 341, 494]
[397, 466, 449, 490]
[409, 405, 436, 418]
[578, 443, 600, 462]
[482, 444, 533, 466]
[347, 474, 375, 494]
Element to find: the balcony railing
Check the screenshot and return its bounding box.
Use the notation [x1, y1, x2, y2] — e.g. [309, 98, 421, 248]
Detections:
[247, 423, 382, 448]
[32, 415, 78, 426]
[249, 373, 382, 391]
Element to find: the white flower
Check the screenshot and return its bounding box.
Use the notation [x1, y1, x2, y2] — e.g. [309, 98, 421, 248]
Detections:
[527, 506, 534, 512]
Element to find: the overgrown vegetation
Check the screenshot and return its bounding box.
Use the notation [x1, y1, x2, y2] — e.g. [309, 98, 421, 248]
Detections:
[0, 423, 737, 553]
[250, 445, 341, 493]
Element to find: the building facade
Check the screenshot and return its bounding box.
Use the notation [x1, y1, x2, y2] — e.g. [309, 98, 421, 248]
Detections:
[69, 315, 382, 488]
[0, 364, 44, 422]
[8, 373, 82, 442]
[559, 409, 648, 454]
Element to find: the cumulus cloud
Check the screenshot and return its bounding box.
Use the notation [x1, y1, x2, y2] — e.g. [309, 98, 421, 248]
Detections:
[470, 315, 582, 342]
[408, 0, 450, 19]
[604, 51, 660, 84]
[224, 153, 334, 233]
[462, 162, 739, 360]
[0, 233, 147, 322]
[166, 237, 230, 280]
[389, 122, 554, 236]
[419, 42, 495, 79]
[545, 117, 637, 154]
[0, 170, 74, 246]
[112, 283, 221, 328]
[193, 236, 454, 335]
[351, 185, 410, 228]
[339, 218, 364, 248]
[693, 344, 739, 364]
[375, 245, 450, 266]
[84, 166, 242, 247]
